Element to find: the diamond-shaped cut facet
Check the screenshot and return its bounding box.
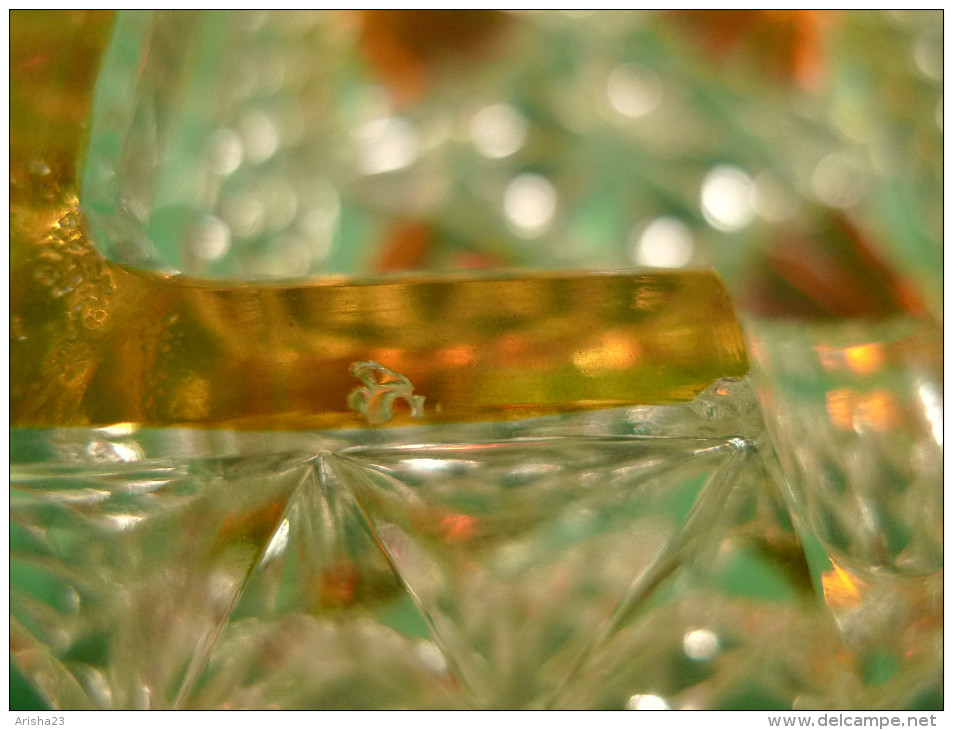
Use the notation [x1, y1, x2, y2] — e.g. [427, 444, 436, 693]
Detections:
[10, 384, 871, 710]
[333, 437, 774, 708]
[11, 451, 310, 709]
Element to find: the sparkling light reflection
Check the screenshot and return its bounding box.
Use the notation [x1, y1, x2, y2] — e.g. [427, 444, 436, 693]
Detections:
[505, 463, 562, 481]
[104, 513, 146, 531]
[842, 343, 885, 375]
[440, 513, 476, 542]
[106, 442, 142, 463]
[356, 117, 419, 175]
[503, 173, 558, 236]
[916, 380, 943, 446]
[414, 641, 450, 675]
[826, 388, 900, 433]
[96, 422, 138, 438]
[400, 458, 479, 473]
[187, 215, 231, 261]
[626, 694, 671, 710]
[606, 64, 662, 119]
[821, 561, 865, 609]
[630, 217, 694, 268]
[572, 332, 641, 375]
[83, 668, 113, 707]
[683, 628, 719, 660]
[701, 165, 754, 231]
[47, 489, 111, 505]
[470, 103, 528, 159]
[261, 518, 290, 564]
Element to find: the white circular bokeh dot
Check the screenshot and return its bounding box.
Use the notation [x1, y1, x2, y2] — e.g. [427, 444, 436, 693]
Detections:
[239, 110, 280, 164]
[503, 173, 558, 237]
[187, 215, 231, 262]
[606, 64, 663, 119]
[221, 192, 264, 239]
[206, 128, 243, 176]
[630, 217, 694, 268]
[683, 628, 720, 661]
[356, 117, 420, 175]
[812, 152, 866, 209]
[701, 165, 755, 231]
[470, 103, 529, 159]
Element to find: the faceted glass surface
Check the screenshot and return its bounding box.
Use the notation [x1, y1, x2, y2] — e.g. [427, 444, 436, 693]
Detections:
[747, 317, 942, 577]
[11, 188, 858, 708]
[743, 316, 943, 707]
[9, 9, 942, 712]
[11, 381, 864, 710]
[10, 208, 748, 430]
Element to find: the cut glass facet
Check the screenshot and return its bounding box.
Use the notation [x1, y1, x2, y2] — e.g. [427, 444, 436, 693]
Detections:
[11, 380, 861, 710]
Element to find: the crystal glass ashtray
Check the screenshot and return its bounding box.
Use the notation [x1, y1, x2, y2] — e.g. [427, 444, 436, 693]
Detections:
[10, 259, 862, 710]
[10, 9, 941, 712]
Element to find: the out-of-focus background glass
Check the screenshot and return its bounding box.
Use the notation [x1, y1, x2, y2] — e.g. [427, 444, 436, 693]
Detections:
[74, 9, 941, 319]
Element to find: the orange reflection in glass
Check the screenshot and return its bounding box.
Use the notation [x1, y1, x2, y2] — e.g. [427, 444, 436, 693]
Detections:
[842, 343, 885, 375]
[318, 559, 362, 609]
[370, 347, 407, 372]
[215, 501, 287, 551]
[438, 344, 478, 368]
[572, 331, 641, 376]
[439, 513, 477, 543]
[826, 388, 900, 433]
[857, 390, 900, 431]
[821, 560, 866, 610]
[815, 342, 885, 375]
[826, 388, 855, 431]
